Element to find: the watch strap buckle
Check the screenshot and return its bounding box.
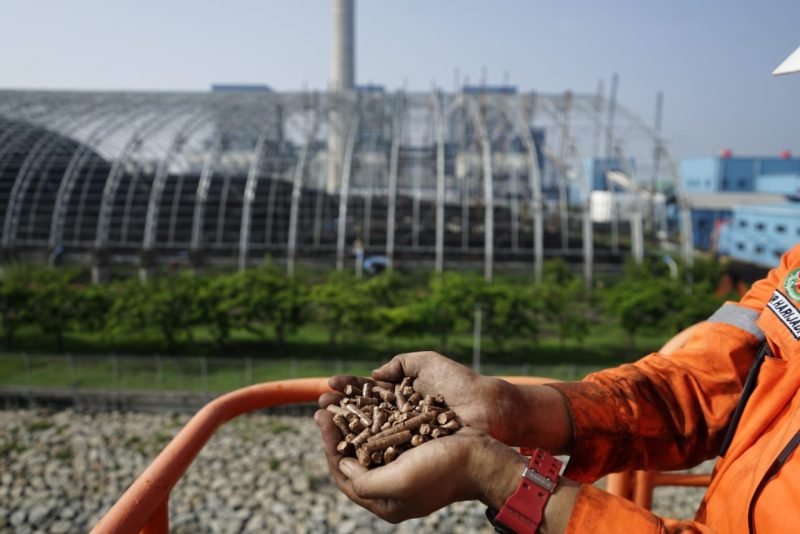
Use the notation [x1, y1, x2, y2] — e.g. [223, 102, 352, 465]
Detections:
[522, 466, 557, 493]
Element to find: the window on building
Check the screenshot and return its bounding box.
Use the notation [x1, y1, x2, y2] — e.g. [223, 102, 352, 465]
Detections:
[736, 242, 746, 251]
[776, 224, 786, 233]
[755, 245, 765, 254]
[722, 178, 728, 188]
[755, 222, 765, 231]
[739, 220, 748, 228]
[738, 178, 747, 188]
[774, 250, 784, 259]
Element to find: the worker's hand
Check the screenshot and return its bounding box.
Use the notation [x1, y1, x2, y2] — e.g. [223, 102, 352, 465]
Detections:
[314, 407, 526, 522]
[367, 351, 572, 450]
[322, 351, 573, 450]
[369, 351, 517, 442]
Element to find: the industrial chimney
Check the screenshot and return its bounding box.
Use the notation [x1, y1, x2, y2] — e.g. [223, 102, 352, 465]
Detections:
[327, 0, 356, 192]
[332, 0, 355, 92]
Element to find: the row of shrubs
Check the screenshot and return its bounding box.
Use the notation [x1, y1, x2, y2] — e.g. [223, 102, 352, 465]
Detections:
[0, 258, 729, 354]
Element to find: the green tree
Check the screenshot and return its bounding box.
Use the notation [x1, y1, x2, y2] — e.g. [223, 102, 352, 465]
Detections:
[361, 272, 408, 307]
[310, 272, 372, 345]
[75, 282, 112, 332]
[74, 281, 114, 342]
[540, 277, 591, 349]
[233, 268, 308, 352]
[28, 268, 83, 352]
[686, 256, 727, 287]
[434, 272, 484, 348]
[0, 266, 34, 349]
[269, 275, 307, 351]
[195, 274, 239, 347]
[602, 265, 684, 351]
[668, 281, 725, 332]
[107, 279, 145, 345]
[378, 302, 432, 340]
[381, 272, 483, 351]
[603, 257, 726, 351]
[536, 260, 593, 348]
[481, 281, 540, 351]
[542, 257, 576, 285]
[108, 273, 200, 350]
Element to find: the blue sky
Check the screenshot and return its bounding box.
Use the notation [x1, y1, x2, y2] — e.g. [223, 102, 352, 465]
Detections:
[2, 0, 798, 159]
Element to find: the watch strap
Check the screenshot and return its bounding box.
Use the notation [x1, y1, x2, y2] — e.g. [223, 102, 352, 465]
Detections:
[486, 507, 517, 534]
[493, 449, 562, 534]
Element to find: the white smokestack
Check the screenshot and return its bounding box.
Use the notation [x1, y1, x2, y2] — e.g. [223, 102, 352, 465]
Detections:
[328, 0, 355, 192]
[332, 0, 355, 91]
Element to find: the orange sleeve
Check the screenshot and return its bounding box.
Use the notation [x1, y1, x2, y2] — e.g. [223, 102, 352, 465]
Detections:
[566, 484, 717, 533]
[549, 244, 800, 483]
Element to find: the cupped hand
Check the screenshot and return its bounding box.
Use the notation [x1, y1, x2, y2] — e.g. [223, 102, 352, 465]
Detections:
[314, 406, 525, 523]
[324, 351, 573, 452]
[372, 351, 523, 444]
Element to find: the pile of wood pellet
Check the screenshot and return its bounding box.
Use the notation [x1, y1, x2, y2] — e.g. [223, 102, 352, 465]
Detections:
[326, 377, 463, 468]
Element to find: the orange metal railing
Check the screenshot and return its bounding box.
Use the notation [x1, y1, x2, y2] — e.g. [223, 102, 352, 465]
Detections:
[92, 376, 552, 533]
[93, 372, 711, 532]
[92, 378, 332, 534]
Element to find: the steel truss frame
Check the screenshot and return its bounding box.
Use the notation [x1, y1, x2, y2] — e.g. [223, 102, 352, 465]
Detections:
[286, 96, 321, 276]
[142, 110, 215, 252]
[95, 101, 193, 250]
[0, 89, 690, 275]
[3, 99, 113, 249]
[49, 98, 149, 252]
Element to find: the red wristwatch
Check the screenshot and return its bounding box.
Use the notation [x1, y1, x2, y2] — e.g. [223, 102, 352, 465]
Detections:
[491, 448, 562, 534]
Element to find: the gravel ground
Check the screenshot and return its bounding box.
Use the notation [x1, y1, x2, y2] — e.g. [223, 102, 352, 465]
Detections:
[0, 409, 711, 533]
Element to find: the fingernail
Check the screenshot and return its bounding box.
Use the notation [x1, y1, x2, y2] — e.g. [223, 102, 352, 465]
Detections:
[339, 459, 352, 478]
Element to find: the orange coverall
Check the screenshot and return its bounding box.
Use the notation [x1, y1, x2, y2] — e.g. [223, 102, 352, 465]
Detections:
[548, 243, 800, 533]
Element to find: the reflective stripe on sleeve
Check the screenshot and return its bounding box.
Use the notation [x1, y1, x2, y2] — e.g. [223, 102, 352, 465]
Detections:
[707, 303, 765, 341]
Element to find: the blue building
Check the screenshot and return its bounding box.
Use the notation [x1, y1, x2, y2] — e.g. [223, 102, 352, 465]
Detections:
[687, 193, 786, 251]
[681, 154, 800, 259]
[718, 203, 800, 266]
[756, 174, 800, 196]
[682, 154, 800, 193]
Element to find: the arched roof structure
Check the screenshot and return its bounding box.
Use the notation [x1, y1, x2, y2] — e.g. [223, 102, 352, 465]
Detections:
[0, 89, 692, 278]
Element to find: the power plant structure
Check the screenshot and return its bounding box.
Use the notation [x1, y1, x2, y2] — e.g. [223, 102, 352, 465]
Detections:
[0, 0, 693, 283]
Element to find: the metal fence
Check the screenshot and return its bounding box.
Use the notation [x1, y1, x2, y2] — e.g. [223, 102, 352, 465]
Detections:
[0, 352, 604, 393]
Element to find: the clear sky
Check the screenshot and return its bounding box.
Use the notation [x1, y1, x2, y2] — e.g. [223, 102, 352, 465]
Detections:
[2, 0, 798, 159]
